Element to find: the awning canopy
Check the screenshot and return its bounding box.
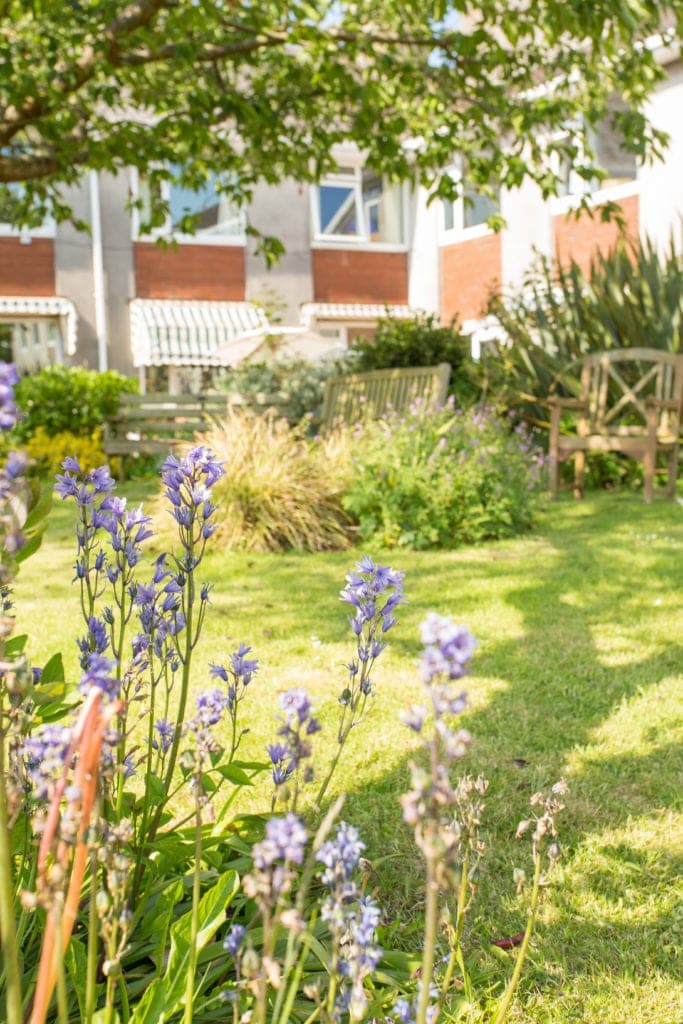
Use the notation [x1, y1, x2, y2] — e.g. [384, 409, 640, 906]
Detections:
[0, 296, 78, 356]
[130, 299, 268, 367]
[300, 302, 420, 326]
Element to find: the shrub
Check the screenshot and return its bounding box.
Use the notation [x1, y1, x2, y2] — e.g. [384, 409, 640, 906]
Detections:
[179, 409, 353, 551]
[349, 314, 481, 407]
[342, 401, 544, 549]
[23, 426, 105, 476]
[220, 357, 348, 424]
[12, 364, 137, 442]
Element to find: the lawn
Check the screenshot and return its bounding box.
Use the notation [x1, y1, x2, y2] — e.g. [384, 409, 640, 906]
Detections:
[14, 478, 683, 1024]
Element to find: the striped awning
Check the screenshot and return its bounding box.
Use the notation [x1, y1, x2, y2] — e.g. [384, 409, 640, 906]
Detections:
[130, 299, 268, 367]
[300, 303, 420, 326]
[0, 296, 78, 355]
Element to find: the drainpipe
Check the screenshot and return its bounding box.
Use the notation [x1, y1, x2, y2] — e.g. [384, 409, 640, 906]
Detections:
[89, 170, 109, 372]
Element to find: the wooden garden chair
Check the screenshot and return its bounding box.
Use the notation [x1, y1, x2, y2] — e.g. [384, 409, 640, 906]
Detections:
[547, 348, 683, 502]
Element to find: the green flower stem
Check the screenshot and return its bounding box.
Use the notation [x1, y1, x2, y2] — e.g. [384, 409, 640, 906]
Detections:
[0, 686, 22, 1024]
[183, 796, 203, 1024]
[84, 839, 100, 1024]
[54, 912, 69, 1024]
[440, 849, 470, 1007]
[416, 852, 439, 1024]
[491, 851, 543, 1024]
[148, 566, 195, 841]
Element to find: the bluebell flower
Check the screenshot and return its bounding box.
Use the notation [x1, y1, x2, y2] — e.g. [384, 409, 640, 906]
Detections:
[22, 724, 73, 800]
[79, 653, 120, 701]
[192, 688, 229, 728]
[153, 718, 175, 753]
[419, 613, 476, 684]
[223, 924, 246, 957]
[317, 822, 365, 886]
[253, 813, 307, 869]
[0, 362, 20, 430]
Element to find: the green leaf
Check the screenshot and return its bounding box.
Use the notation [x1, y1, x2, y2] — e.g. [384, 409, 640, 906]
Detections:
[5, 634, 27, 656]
[64, 938, 88, 1020]
[163, 870, 239, 1014]
[40, 651, 65, 685]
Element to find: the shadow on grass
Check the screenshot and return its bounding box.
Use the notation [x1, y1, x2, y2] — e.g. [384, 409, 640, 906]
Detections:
[329, 493, 682, 996]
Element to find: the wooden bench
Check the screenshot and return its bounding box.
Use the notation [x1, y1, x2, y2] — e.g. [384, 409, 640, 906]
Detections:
[319, 363, 451, 432]
[104, 392, 228, 478]
[547, 348, 683, 502]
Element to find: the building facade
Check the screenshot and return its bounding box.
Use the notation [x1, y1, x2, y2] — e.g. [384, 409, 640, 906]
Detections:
[1, 52, 682, 389]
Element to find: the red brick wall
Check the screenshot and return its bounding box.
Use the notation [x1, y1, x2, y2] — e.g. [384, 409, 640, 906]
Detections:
[440, 232, 502, 322]
[0, 238, 55, 295]
[312, 249, 408, 303]
[554, 194, 639, 274]
[134, 243, 246, 300]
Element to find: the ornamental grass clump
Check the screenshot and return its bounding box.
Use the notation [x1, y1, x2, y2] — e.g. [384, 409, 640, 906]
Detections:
[342, 399, 545, 549]
[0, 359, 567, 1024]
[177, 409, 353, 552]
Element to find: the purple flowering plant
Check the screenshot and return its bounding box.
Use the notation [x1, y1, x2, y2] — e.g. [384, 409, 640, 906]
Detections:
[0, 359, 568, 1024]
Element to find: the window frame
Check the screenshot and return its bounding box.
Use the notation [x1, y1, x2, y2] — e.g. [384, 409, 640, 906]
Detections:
[548, 114, 639, 212]
[310, 164, 409, 252]
[439, 164, 500, 244]
[130, 167, 246, 246]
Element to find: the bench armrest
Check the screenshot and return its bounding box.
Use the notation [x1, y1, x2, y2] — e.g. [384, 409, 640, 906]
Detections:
[645, 396, 680, 411]
[546, 396, 588, 410]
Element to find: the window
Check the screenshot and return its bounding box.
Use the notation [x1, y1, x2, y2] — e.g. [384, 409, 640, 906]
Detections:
[135, 165, 245, 242]
[442, 176, 500, 235]
[0, 319, 63, 371]
[556, 104, 637, 199]
[314, 166, 405, 245]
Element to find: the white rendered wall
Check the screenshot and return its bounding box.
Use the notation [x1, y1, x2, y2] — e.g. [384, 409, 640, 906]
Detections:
[500, 176, 554, 293]
[639, 59, 683, 257]
[407, 184, 440, 314]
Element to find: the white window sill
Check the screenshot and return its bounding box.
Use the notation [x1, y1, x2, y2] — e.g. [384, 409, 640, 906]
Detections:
[0, 224, 56, 241]
[311, 238, 407, 254]
[549, 180, 639, 217]
[439, 222, 495, 246]
[134, 233, 246, 247]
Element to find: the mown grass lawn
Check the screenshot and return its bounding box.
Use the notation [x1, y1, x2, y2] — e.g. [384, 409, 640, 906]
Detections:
[15, 478, 683, 1024]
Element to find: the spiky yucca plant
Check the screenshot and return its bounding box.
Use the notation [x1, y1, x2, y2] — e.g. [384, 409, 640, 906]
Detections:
[485, 235, 683, 424]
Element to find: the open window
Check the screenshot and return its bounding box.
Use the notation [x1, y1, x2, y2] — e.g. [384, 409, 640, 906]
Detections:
[313, 166, 405, 245]
[133, 165, 245, 242]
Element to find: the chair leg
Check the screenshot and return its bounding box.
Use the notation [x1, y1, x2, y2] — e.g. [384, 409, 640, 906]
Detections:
[548, 446, 559, 500]
[573, 450, 586, 499]
[643, 446, 655, 503]
[666, 444, 679, 500]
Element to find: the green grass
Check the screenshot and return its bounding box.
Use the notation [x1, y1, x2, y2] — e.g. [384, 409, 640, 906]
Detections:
[15, 478, 683, 1023]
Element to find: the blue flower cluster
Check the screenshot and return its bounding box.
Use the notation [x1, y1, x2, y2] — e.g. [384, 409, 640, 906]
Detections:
[78, 652, 120, 702]
[210, 641, 258, 711]
[335, 557, 404, 737]
[253, 813, 308, 870]
[419, 612, 476, 684]
[317, 821, 382, 1021]
[132, 554, 185, 673]
[153, 718, 175, 754]
[22, 724, 73, 801]
[161, 446, 225, 561]
[55, 459, 115, 506]
[268, 688, 320, 788]
[223, 923, 246, 957]
[0, 362, 19, 430]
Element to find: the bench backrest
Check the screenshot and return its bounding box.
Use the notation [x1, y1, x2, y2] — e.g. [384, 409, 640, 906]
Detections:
[577, 348, 683, 436]
[320, 363, 451, 431]
[105, 392, 228, 442]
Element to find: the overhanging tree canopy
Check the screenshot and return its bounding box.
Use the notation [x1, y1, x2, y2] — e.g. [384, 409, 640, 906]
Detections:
[1, 0, 681, 243]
